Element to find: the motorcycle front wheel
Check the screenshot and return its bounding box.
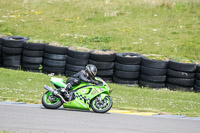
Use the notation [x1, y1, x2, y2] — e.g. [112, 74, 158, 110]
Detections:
[42, 91, 62, 109]
[91, 96, 113, 113]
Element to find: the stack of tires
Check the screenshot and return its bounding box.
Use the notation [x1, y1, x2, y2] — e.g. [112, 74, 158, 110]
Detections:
[113, 53, 142, 85]
[2, 36, 29, 70]
[194, 64, 200, 92]
[65, 48, 90, 77]
[166, 60, 196, 91]
[43, 45, 68, 75]
[89, 50, 116, 82]
[22, 42, 46, 72]
[0, 38, 3, 67]
[139, 57, 168, 89]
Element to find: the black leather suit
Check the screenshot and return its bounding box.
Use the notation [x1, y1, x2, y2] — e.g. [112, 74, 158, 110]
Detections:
[66, 70, 98, 89]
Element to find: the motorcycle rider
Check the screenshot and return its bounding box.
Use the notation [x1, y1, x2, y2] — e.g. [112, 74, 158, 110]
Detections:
[62, 64, 99, 101]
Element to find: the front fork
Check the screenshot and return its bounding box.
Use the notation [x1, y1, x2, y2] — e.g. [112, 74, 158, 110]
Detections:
[96, 93, 108, 104]
[100, 93, 108, 101]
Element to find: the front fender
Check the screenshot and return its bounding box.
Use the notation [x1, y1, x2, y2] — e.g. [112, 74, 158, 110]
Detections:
[100, 93, 109, 101]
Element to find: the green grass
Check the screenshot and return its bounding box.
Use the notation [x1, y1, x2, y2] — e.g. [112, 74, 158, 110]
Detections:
[0, 0, 200, 62]
[0, 68, 200, 117]
[0, 0, 200, 116]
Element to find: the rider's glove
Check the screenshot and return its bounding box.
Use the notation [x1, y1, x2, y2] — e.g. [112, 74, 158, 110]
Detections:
[93, 80, 99, 84]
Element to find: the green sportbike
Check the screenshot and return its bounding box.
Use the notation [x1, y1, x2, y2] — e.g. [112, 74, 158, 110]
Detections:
[42, 77, 113, 113]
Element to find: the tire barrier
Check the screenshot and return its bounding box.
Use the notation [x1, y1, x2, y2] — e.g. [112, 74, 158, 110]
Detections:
[89, 50, 116, 82]
[139, 57, 168, 89]
[194, 64, 200, 92]
[2, 36, 29, 69]
[113, 53, 142, 85]
[65, 48, 90, 77]
[0, 38, 3, 67]
[22, 42, 46, 72]
[43, 45, 68, 75]
[166, 60, 195, 91]
[1, 35, 200, 92]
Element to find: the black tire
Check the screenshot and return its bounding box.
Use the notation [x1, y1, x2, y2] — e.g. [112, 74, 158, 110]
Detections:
[67, 48, 90, 59]
[3, 36, 29, 48]
[65, 70, 77, 77]
[116, 53, 142, 65]
[196, 64, 200, 73]
[166, 83, 193, 92]
[43, 65, 65, 74]
[65, 64, 85, 72]
[23, 42, 46, 50]
[113, 76, 138, 84]
[22, 63, 41, 69]
[100, 76, 113, 83]
[196, 73, 200, 79]
[194, 85, 200, 93]
[91, 96, 112, 113]
[0, 38, 3, 45]
[3, 60, 21, 67]
[3, 54, 21, 61]
[90, 51, 116, 62]
[4, 66, 19, 70]
[115, 62, 140, 72]
[43, 59, 66, 67]
[140, 74, 166, 83]
[45, 45, 68, 54]
[140, 66, 167, 76]
[114, 70, 139, 79]
[44, 52, 67, 61]
[89, 60, 114, 70]
[139, 80, 165, 89]
[0, 57, 3, 66]
[2, 46, 22, 55]
[195, 79, 200, 86]
[23, 49, 44, 57]
[167, 68, 195, 78]
[141, 57, 168, 69]
[22, 67, 40, 72]
[168, 60, 196, 72]
[42, 91, 62, 109]
[23, 56, 43, 64]
[97, 69, 113, 76]
[66, 56, 88, 66]
[167, 77, 194, 87]
[0, 45, 2, 54]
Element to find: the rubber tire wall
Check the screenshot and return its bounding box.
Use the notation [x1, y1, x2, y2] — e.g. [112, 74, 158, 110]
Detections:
[1, 35, 200, 92]
[166, 60, 196, 91]
[194, 64, 200, 92]
[22, 42, 46, 72]
[65, 48, 90, 77]
[139, 57, 168, 89]
[88, 51, 116, 82]
[114, 53, 142, 85]
[43, 45, 67, 75]
[2, 36, 29, 70]
[0, 44, 2, 67]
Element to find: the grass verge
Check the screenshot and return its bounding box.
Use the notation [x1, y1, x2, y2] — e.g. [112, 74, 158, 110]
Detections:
[0, 0, 200, 62]
[0, 68, 200, 117]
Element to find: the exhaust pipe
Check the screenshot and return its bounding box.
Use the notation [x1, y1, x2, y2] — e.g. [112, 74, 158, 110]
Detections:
[44, 85, 58, 95]
[44, 85, 68, 104]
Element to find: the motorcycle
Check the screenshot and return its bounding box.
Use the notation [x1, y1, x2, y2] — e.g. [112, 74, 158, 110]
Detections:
[42, 77, 113, 113]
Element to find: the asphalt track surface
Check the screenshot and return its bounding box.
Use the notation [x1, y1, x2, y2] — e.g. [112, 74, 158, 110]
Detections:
[0, 103, 200, 133]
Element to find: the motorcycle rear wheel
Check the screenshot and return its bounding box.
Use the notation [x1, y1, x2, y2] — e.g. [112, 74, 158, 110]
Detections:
[91, 96, 112, 113]
[42, 91, 62, 109]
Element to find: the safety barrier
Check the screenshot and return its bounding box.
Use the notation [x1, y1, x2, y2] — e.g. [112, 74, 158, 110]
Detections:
[0, 36, 199, 92]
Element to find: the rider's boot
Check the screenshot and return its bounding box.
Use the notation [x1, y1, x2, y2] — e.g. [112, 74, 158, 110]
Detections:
[61, 83, 73, 101]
